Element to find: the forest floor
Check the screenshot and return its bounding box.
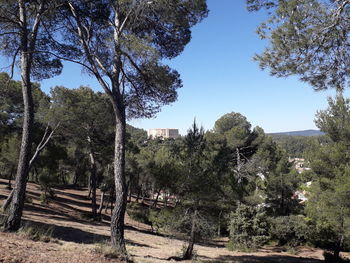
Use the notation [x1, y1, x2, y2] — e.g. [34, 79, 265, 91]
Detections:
[0, 178, 336, 263]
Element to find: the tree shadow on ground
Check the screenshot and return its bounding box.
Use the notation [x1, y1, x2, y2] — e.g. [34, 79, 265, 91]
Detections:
[0, 212, 153, 248]
[0, 180, 8, 186]
[204, 255, 323, 263]
[54, 189, 91, 203]
[0, 215, 109, 244]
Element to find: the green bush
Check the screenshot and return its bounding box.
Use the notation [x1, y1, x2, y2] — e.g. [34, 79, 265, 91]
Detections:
[269, 215, 311, 247]
[228, 204, 269, 251]
[38, 173, 56, 204]
[126, 202, 151, 225]
[148, 207, 175, 233]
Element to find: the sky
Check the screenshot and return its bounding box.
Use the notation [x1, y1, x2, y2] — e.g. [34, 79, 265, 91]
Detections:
[1, 1, 340, 135]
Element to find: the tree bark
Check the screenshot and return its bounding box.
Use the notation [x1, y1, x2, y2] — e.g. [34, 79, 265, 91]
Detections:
[152, 189, 161, 208]
[110, 113, 127, 254]
[87, 136, 97, 219]
[7, 165, 15, 190]
[98, 191, 105, 215]
[1, 190, 14, 212]
[3, 0, 35, 231]
[183, 208, 198, 260]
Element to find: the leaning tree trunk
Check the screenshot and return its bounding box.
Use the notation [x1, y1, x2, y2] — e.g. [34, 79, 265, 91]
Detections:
[2, 190, 14, 212]
[4, 7, 34, 230]
[110, 109, 127, 254]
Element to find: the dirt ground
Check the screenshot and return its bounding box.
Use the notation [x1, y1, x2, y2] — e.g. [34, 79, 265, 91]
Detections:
[0, 178, 327, 263]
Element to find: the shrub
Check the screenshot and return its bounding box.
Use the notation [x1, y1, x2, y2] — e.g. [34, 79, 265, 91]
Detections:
[126, 202, 151, 225]
[92, 242, 133, 262]
[228, 204, 269, 251]
[19, 223, 54, 242]
[269, 215, 311, 247]
[148, 207, 173, 233]
[38, 173, 56, 204]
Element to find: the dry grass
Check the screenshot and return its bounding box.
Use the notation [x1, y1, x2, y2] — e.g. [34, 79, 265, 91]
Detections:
[0, 178, 328, 263]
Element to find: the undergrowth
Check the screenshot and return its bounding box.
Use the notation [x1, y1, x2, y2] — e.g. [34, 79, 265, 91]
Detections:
[92, 241, 133, 262]
[19, 223, 54, 242]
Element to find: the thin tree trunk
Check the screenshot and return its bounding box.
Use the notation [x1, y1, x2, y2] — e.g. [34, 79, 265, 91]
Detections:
[164, 192, 168, 207]
[4, 0, 35, 231]
[87, 174, 92, 198]
[183, 208, 197, 260]
[87, 136, 97, 219]
[333, 235, 343, 259]
[98, 191, 105, 215]
[72, 169, 79, 186]
[152, 189, 161, 208]
[136, 185, 142, 203]
[128, 183, 132, 202]
[7, 165, 15, 190]
[1, 190, 14, 212]
[105, 187, 115, 214]
[110, 114, 127, 254]
[218, 209, 222, 237]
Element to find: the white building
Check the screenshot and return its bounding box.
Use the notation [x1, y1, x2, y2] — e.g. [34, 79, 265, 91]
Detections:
[148, 128, 180, 139]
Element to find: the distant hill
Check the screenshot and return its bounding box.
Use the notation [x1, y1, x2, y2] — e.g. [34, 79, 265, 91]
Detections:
[269, 129, 324, 137]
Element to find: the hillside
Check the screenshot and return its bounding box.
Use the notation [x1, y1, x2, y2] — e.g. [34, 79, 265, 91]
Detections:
[0, 179, 326, 263]
[269, 129, 324, 137]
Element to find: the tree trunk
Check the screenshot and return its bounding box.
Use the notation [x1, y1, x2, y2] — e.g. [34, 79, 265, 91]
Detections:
[128, 183, 132, 202]
[218, 209, 222, 237]
[183, 208, 197, 260]
[152, 189, 161, 208]
[110, 113, 127, 254]
[7, 165, 15, 190]
[98, 191, 105, 215]
[72, 169, 79, 186]
[4, 1, 34, 231]
[136, 185, 142, 203]
[105, 187, 115, 214]
[2, 190, 14, 212]
[87, 174, 92, 198]
[333, 237, 343, 260]
[87, 136, 97, 219]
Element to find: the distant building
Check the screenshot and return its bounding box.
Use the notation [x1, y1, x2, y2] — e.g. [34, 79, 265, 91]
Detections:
[289, 157, 311, 174]
[148, 128, 179, 139]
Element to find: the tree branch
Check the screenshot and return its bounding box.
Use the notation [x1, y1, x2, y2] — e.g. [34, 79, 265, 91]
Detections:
[29, 122, 60, 169]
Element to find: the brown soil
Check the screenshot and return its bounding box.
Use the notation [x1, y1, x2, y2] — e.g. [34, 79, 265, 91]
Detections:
[0, 179, 328, 263]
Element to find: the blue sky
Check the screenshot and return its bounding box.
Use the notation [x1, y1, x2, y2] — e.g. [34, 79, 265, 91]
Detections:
[1, 1, 339, 135]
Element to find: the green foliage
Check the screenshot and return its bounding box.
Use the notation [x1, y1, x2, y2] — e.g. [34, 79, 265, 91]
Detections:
[304, 95, 350, 258]
[269, 215, 311, 247]
[148, 207, 177, 233]
[228, 204, 269, 251]
[149, 205, 216, 239]
[305, 177, 350, 251]
[38, 172, 56, 203]
[126, 202, 151, 225]
[248, 0, 350, 91]
[316, 96, 350, 145]
[271, 134, 328, 158]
